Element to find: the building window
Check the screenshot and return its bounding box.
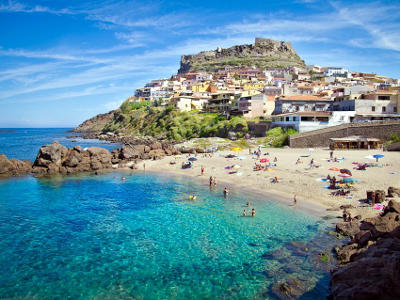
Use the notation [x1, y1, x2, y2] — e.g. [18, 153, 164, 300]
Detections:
[378, 95, 390, 100]
[382, 106, 386, 112]
[394, 106, 397, 113]
[372, 106, 375, 112]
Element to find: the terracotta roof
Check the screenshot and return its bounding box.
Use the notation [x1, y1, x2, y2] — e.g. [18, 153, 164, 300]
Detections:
[297, 86, 313, 89]
[280, 95, 331, 101]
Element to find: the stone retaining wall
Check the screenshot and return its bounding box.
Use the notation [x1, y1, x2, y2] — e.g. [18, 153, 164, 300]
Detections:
[289, 121, 400, 148]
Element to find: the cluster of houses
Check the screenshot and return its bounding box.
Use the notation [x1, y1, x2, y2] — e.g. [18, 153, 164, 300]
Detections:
[131, 65, 400, 133]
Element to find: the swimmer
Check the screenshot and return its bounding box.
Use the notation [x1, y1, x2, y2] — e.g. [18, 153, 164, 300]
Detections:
[251, 208, 256, 217]
[223, 187, 229, 197]
[246, 201, 250, 207]
[121, 177, 126, 181]
[190, 195, 197, 200]
[242, 209, 247, 216]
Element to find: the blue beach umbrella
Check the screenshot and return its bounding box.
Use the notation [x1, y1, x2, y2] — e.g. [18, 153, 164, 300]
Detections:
[188, 157, 197, 161]
[373, 154, 384, 162]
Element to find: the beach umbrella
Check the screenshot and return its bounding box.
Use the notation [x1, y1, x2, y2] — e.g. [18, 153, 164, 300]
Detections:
[188, 157, 197, 161]
[340, 169, 352, 176]
[329, 167, 340, 171]
[233, 165, 241, 169]
[373, 154, 384, 162]
[232, 147, 242, 151]
[211, 146, 218, 151]
[338, 173, 351, 178]
[260, 158, 269, 163]
[174, 155, 182, 158]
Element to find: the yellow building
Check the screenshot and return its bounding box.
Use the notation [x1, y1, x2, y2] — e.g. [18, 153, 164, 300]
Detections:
[190, 83, 210, 93]
[242, 82, 264, 90]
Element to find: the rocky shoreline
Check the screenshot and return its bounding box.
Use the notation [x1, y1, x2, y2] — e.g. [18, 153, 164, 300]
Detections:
[330, 200, 400, 299]
[0, 140, 179, 177]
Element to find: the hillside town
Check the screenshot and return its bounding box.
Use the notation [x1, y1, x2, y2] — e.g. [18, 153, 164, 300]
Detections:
[130, 64, 400, 134]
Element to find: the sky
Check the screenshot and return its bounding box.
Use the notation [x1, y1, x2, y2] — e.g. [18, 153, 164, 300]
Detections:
[0, 0, 399, 127]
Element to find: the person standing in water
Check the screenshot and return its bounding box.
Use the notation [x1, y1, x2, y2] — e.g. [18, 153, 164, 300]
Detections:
[293, 194, 297, 205]
[213, 177, 217, 187]
[251, 208, 256, 217]
[242, 209, 247, 216]
[223, 187, 229, 197]
[209, 176, 213, 187]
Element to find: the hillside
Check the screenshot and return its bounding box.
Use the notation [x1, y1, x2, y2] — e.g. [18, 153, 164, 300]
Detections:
[178, 38, 305, 73]
[74, 100, 249, 141]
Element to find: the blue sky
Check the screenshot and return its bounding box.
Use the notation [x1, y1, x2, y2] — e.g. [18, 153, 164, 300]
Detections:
[0, 0, 399, 127]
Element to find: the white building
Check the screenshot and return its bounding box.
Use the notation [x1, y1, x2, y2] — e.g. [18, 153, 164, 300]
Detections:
[271, 111, 356, 133]
[273, 95, 333, 115]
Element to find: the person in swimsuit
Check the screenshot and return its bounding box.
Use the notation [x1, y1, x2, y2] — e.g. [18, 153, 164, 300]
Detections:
[242, 209, 247, 216]
[251, 208, 256, 217]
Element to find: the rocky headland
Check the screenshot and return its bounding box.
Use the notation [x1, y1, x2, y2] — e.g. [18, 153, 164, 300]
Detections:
[178, 38, 306, 73]
[330, 200, 400, 299]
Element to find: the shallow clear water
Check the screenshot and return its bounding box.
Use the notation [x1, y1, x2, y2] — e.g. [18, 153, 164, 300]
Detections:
[0, 128, 120, 161]
[0, 172, 333, 299]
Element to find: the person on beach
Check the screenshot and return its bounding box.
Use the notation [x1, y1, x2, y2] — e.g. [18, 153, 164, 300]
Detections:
[274, 157, 278, 162]
[223, 187, 229, 197]
[296, 158, 302, 165]
[143, 163, 146, 171]
[293, 194, 297, 205]
[209, 176, 213, 187]
[330, 150, 333, 160]
[310, 158, 314, 168]
[242, 209, 247, 216]
[342, 209, 348, 222]
[251, 208, 256, 217]
[201, 166, 205, 175]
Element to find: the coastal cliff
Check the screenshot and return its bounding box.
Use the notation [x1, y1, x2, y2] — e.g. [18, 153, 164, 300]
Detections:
[178, 38, 305, 73]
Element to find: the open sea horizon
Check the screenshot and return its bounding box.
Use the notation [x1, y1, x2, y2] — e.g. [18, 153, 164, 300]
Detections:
[0, 129, 337, 299]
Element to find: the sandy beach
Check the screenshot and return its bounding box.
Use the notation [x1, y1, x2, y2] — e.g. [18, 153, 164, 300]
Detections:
[142, 147, 400, 220]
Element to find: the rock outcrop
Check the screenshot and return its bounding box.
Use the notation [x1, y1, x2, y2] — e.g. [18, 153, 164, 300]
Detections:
[178, 38, 305, 73]
[32, 142, 112, 175]
[330, 200, 400, 299]
[0, 154, 32, 176]
[73, 110, 116, 133]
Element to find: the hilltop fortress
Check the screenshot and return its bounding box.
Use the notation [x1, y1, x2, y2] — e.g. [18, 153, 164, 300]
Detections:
[178, 38, 306, 73]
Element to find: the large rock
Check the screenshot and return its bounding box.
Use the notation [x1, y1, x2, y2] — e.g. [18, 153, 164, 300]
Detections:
[32, 142, 68, 174]
[0, 154, 32, 176]
[336, 221, 361, 237]
[87, 147, 112, 170]
[330, 238, 400, 300]
[32, 143, 112, 175]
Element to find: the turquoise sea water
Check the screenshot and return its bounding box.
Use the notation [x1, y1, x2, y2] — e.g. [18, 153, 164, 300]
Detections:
[0, 129, 336, 299]
[0, 128, 120, 161]
[0, 172, 335, 299]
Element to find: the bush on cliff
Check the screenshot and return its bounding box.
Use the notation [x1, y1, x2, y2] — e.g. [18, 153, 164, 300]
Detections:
[264, 127, 298, 147]
[103, 106, 249, 141]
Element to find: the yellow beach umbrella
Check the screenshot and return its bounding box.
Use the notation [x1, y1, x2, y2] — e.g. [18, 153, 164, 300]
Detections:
[232, 147, 242, 151]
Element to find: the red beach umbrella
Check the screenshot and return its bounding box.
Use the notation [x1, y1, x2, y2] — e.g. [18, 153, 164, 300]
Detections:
[260, 158, 269, 163]
[340, 169, 352, 176]
[329, 167, 340, 171]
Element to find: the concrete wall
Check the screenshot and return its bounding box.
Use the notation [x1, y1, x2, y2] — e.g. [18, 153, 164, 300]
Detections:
[289, 121, 400, 148]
